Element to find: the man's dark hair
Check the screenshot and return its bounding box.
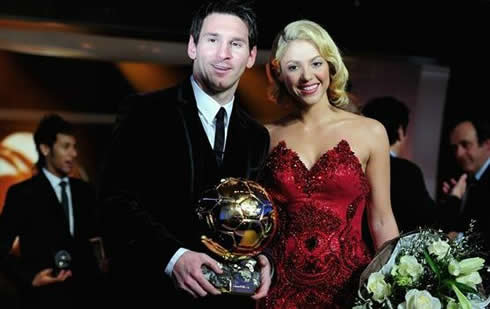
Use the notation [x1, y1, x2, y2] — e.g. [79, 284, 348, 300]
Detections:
[450, 118, 490, 145]
[190, 0, 258, 49]
[33, 114, 74, 168]
[362, 96, 410, 145]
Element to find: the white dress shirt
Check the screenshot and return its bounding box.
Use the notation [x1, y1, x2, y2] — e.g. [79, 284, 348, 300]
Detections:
[191, 75, 234, 149]
[475, 158, 490, 181]
[164, 76, 234, 277]
[43, 168, 74, 236]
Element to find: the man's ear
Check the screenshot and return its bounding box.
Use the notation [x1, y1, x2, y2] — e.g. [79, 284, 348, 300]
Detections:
[482, 138, 490, 152]
[397, 126, 406, 142]
[187, 35, 197, 60]
[246, 46, 257, 69]
[40, 144, 50, 157]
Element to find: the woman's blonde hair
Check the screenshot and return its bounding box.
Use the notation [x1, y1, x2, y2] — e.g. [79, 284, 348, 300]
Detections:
[268, 20, 349, 107]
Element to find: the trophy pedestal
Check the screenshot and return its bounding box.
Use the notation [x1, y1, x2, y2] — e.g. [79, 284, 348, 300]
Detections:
[202, 258, 260, 295]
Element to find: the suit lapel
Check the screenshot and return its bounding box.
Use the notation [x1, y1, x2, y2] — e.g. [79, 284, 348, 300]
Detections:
[466, 165, 490, 213]
[176, 80, 219, 201]
[70, 179, 82, 237]
[178, 84, 214, 156]
[223, 104, 250, 178]
[477, 164, 490, 186]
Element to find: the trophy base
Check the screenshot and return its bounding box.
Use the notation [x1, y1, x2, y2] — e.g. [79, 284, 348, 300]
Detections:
[202, 258, 260, 295]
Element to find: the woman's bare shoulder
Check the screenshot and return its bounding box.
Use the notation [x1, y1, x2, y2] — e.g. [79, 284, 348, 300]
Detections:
[341, 112, 386, 134]
[334, 111, 388, 149]
[352, 115, 389, 149]
[360, 115, 387, 136]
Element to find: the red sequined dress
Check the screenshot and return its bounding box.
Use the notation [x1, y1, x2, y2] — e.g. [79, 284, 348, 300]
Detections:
[259, 140, 372, 308]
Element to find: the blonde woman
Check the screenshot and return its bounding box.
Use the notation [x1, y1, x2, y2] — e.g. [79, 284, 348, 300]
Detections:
[259, 20, 399, 308]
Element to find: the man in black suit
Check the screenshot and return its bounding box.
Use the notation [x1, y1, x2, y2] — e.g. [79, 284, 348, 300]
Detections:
[362, 97, 436, 234]
[98, 1, 271, 307]
[0, 114, 103, 308]
[442, 119, 490, 249]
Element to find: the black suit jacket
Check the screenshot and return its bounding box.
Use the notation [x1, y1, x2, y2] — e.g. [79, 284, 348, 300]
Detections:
[390, 156, 437, 233]
[98, 79, 270, 307]
[442, 165, 490, 249]
[0, 172, 101, 307]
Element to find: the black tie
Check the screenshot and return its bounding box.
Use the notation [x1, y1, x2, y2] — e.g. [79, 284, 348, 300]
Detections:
[59, 181, 70, 221]
[214, 107, 226, 166]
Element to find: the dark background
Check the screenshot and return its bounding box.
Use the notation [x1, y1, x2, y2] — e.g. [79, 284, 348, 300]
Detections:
[1, 1, 489, 109]
[0, 1, 487, 60]
[1, 1, 490, 190]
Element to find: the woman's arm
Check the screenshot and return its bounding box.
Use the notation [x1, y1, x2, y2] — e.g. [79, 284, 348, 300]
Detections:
[364, 120, 399, 250]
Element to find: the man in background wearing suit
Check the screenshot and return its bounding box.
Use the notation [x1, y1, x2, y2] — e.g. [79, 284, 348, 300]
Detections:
[442, 118, 490, 249]
[362, 97, 436, 234]
[98, 1, 272, 308]
[0, 114, 103, 309]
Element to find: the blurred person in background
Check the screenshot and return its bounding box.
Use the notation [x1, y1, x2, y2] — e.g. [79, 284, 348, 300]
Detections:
[362, 96, 436, 234]
[0, 114, 104, 309]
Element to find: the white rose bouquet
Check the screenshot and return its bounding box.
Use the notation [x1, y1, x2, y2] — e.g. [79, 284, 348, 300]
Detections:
[353, 224, 489, 308]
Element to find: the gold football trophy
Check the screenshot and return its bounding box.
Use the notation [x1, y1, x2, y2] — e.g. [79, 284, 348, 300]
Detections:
[196, 178, 277, 295]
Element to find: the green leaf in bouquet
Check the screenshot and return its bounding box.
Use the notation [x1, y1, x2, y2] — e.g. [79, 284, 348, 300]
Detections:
[454, 281, 478, 295]
[451, 284, 473, 309]
[443, 278, 478, 296]
[424, 248, 440, 277]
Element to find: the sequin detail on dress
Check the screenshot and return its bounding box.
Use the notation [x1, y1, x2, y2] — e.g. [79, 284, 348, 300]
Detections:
[259, 140, 372, 308]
